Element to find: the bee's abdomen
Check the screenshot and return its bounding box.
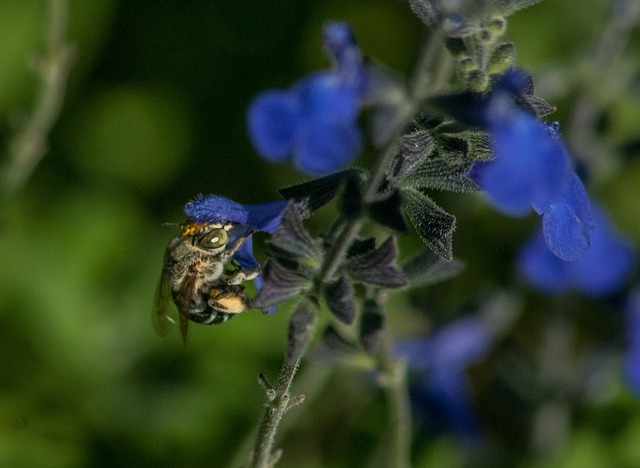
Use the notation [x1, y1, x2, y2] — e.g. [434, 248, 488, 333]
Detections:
[189, 310, 232, 326]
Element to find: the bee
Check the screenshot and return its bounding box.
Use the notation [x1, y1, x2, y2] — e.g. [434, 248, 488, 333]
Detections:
[153, 222, 260, 346]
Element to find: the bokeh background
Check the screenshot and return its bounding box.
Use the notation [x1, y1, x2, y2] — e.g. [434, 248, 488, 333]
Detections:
[1, 0, 640, 467]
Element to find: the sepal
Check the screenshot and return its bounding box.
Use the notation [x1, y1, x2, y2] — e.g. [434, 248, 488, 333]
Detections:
[387, 130, 436, 182]
[250, 259, 313, 310]
[402, 250, 466, 287]
[340, 173, 365, 220]
[367, 189, 408, 233]
[323, 275, 356, 324]
[286, 299, 318, 365]
[344, 237, 408, 288]
[360, 299, 385, 354]
[279, 169, 366, 213]
[268, 205, 323, 268]
[402, 188, 456, 260]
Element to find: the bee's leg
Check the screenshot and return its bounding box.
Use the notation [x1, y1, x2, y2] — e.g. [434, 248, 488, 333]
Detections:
[208, 285, 248, 313]
[223, 230, 255, 258]
[227, 266, 261, 285]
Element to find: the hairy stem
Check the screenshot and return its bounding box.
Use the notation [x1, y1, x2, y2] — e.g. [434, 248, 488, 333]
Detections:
[249, 30, 446, 467]
[2, 0, 76, 195]
[250, 301, 317, 468]
[251, 362, 300, 468]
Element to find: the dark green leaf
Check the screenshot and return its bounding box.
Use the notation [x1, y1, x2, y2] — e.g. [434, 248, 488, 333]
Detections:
[402, 250, 465, 287]
[344, 237, 408, 288]
[323, 275, 356, 325]
[402, 188, 456, 260]
[360, 299, 385, 355]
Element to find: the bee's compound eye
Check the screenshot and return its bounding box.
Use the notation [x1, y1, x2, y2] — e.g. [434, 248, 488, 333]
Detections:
[199, 228, 228, 249]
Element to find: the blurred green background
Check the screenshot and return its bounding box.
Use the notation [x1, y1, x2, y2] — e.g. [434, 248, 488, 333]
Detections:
[1, 0, 640, 467]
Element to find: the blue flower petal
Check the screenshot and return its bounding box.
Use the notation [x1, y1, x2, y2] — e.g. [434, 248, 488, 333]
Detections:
[517, 230, 571, 295]
[184, 194, 249, 224]
[243, 200, 288, 233]
[295, 120, 362, 174]
[474, 101, 567, 215]
[399, 317, 492, 371]
[411, 370, 483, 439]
[425, 317, 492, 370]
[569, 206, 635, 296]
[246, 91, 299, 161]
[539, 171, 594, 261]
[518, 204, 634, 297]
[246, 22, 367, 175]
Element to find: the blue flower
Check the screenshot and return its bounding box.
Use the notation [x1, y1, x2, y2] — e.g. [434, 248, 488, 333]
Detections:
[183, 194, 287, 306]
[472, 96, 594, 260]
[397, 317, 492, 439]
[517, 205, 635, 297]
[246, 22, 368, 175]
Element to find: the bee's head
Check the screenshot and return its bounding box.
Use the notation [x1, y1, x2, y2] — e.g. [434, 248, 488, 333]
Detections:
[183, 222, 233, 253]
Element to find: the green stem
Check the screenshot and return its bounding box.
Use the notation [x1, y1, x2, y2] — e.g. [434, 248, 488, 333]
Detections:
[2, 0, 75, 193]
[3, 0, 76, 195]
[251, 361, 301, 468]
[379, 318, 412, 468]
[250, 302, 317, 468]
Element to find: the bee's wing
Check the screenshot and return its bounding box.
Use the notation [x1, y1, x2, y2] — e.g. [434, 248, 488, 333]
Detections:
[174, 268, 200, 349]
[152, 272, 178, 337]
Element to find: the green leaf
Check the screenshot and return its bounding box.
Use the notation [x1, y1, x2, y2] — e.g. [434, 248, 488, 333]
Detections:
[402, 188, 456, 260]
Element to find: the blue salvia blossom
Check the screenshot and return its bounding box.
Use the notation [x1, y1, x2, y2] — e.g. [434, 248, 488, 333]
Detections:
[472, 80, 595, 261]
[183, 194, 287, 304]
[517, 205, 635, 297]
[397, 317, 492, 438]
[246, 22, 368, 175]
